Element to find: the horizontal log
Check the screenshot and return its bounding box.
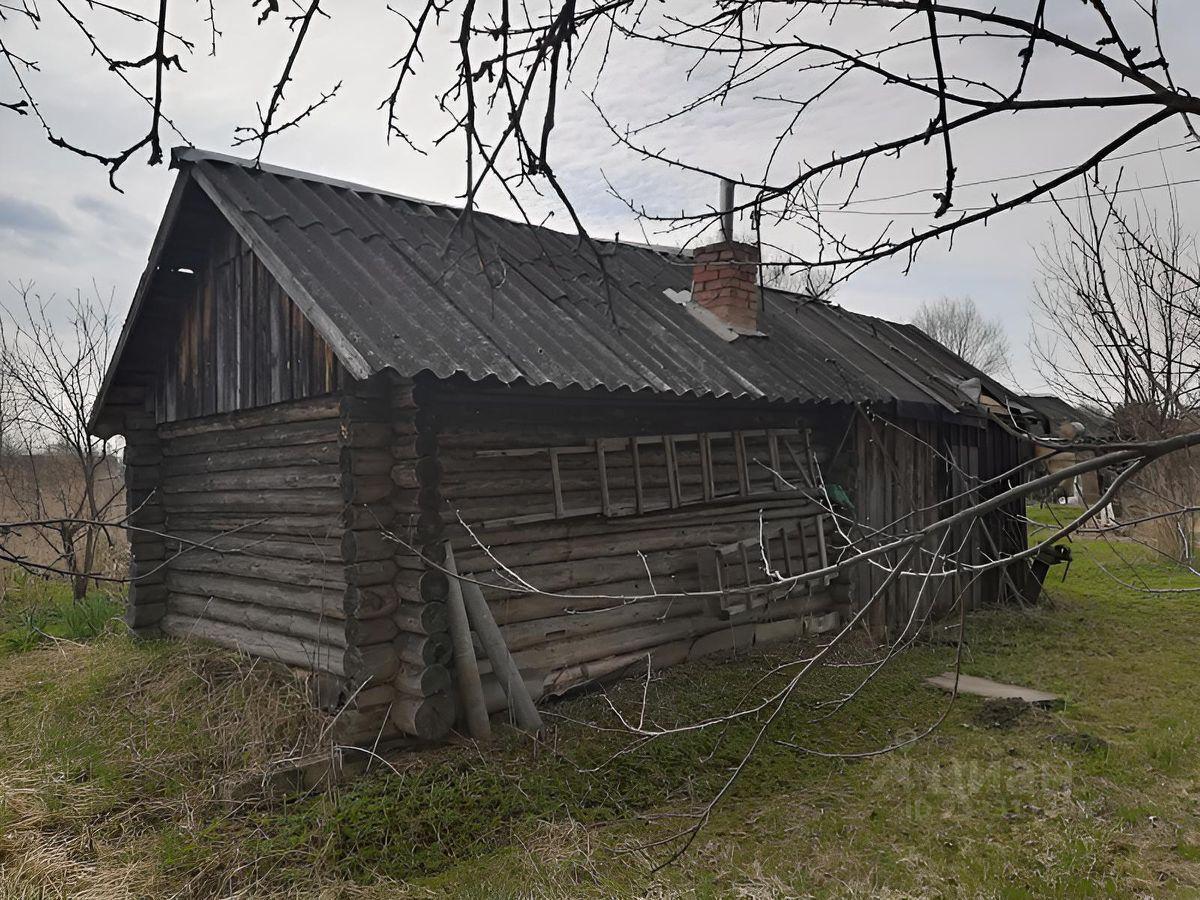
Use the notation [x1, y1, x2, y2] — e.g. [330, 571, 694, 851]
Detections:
[451, 514, 824, 573]
[353, 683, 398, 709]
[337, 422, 394, 450]
[161, 466, 342, 495]
[164, 570, 347, 619]
[167, 550, 346, 589]
[130, 535, 166, 556]
[128, 507, 167, 527]
[500, 595, 836, 676]
[334, 705, 400, 745]
[161, 487, 345, 515]
[395, 663, 451, 698]
[495, 596, 708, 652]
[393, 601, 448, 635]
[340, 529, 402, 563]
[346, 642, 399, 684]
[346, 559, 398, 588]
[166, 531, 341, 565]
[346, 614, 400, 646]
[342, 475, 394, 505]
[124, 463, 162, 483]
[391, 432, 437, 460]
[392, 458, 442, 490]
[161, 613, 347, 674]
[162, 441, 341, 475]
[389, 693, 454, 741]
[125, 600, 166, 628]
[160, 418, 363, 458]
[450, 497, 823, 546]
[160, 513, 347, 540]
[395, 631, 452, 667]
[339, 447, 394, 476]
[344, 585, 398, 621]
[159, 394, 341, 439]
[171, 592, 349, 648]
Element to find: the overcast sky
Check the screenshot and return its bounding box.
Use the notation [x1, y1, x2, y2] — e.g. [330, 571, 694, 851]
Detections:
[3, 1, 1199, 393]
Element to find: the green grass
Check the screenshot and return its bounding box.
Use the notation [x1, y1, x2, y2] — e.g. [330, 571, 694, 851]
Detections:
[1, 520, 1198, 897]
[0, 569, 124, 653]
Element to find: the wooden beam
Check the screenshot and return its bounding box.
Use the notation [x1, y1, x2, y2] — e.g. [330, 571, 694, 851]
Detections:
[444, 543, 492, 741]
[459, 579, 543, 733]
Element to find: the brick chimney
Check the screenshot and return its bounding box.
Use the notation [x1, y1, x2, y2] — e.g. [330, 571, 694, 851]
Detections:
[690, 179, 761, 334]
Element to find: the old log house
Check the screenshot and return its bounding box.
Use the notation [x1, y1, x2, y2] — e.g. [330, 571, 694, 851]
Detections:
[90, 149, 1034, 744]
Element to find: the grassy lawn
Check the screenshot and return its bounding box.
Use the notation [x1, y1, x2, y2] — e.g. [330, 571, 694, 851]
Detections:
[1, 525, 1198, 897]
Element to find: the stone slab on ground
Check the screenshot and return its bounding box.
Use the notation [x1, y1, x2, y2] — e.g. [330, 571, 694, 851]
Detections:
[925, 672, 1062, 707]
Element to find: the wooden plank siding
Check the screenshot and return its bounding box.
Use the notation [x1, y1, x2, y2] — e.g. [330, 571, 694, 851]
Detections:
[154, 223, 346, 424]
[425, 380, 852, 712]
[852, 411, 1029, 640]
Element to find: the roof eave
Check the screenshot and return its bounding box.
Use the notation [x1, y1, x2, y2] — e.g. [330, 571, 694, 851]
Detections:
[88, 166, 194, 438]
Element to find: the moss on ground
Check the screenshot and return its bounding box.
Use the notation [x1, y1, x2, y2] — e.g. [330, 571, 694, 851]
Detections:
[0, 523, 1198, 897]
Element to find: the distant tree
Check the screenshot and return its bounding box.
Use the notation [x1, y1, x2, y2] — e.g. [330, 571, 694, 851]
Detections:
[913, 297, 1010, 376]
[0, 283, 123, 600]
[1032, 178, 1200, 433]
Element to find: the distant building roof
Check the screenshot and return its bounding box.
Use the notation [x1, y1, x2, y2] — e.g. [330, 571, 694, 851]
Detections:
[94, 148, 1031, 428]
[1019, 394, 1112, 437]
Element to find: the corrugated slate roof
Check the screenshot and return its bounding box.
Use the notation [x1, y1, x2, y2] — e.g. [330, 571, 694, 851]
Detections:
[97, 148, 1020, 424]
[1020, 395, 1112, 437]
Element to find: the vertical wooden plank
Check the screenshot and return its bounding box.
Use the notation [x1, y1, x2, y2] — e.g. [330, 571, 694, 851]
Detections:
[780, 526, 792, 578]
[698, 546, 724, 616]
[739, 542, 753, 589]
[277, 290, 293, 403]
[202, 269, 216, 417]
[699, 433, 714, 501]
[664, 436, 681, 509]
[188, 295, 201, 418]
[549, 450, 565, 518]
[268, 280, 283, 404]
[297, 310, 310, 396]
[768, 430, 784, 491]
[237, 247, 251, 409]
[734, 431, 750, 496]
[322, 342, 335, 394]
[630, 437, 645, 515]
[596, 441, 611, 517]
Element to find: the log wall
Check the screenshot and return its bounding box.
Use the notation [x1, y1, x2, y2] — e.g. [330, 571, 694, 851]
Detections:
[426, 380, 856, 712]
[155, 395, 351, 678]
[117, 368, 1027, 747]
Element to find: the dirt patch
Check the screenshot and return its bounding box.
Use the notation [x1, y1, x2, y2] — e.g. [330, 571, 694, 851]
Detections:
[974, 697, 1032, 729]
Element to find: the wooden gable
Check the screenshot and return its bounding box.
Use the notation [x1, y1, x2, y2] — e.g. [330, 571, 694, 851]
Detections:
[154, 221, 348, 423]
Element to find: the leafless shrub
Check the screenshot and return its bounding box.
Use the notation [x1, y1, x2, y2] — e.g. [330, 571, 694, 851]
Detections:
[1033, 176, 1200, 556]
[0, 282, 124, 598]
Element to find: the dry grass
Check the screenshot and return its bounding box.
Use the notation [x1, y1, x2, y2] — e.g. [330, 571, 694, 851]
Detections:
[0, 634, 333, 898]
[0, 451, 126, 575]
[1, 529, 1198, 897]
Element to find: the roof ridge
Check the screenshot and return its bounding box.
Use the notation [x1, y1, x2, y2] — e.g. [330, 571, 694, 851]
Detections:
[170, 146, 690, 259]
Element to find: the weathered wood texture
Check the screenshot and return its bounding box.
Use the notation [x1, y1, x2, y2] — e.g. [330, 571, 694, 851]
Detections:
[122, 393, 168, 634]
[156, 395, 352, 680]
[428, 379, 852, 708]
[153, 223, 347, 423]
[851, 412, 1029, 639]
